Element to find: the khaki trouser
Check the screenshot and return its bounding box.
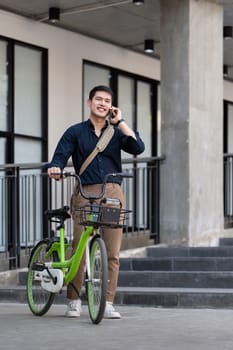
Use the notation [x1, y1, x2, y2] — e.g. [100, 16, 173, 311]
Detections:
[67, 182, 124, 303]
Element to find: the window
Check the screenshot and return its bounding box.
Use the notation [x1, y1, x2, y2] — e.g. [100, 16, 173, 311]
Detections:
[83, 60, 159, 157]
[0, 37, 48, 165]
[0, 36, 48, 255]
[0, 39, 7, 132]
[83, 61, 160, 232]
[223, 101, 233, 227]
[224, 101, 233, 153]
[83, 63, 111, 119]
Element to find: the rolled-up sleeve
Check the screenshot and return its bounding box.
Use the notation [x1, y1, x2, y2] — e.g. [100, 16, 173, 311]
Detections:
[121, 131, 145, 155]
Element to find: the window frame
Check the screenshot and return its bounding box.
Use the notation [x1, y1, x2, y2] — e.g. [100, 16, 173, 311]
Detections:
[0, 35, 48, 164]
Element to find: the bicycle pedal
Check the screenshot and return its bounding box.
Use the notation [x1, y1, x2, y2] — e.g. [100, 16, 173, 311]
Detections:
[31, 262, 45, 271]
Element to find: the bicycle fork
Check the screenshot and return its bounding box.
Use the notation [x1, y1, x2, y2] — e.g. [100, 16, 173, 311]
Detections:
[85, 237, 92, 283]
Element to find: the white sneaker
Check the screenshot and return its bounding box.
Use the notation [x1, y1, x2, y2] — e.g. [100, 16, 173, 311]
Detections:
[104, 302, 121, 319]
[65, 299, 82, 317]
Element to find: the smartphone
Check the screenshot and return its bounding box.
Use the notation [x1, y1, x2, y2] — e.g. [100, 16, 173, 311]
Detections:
[109, 107, 117, 119]
[109, 111, 115, 119]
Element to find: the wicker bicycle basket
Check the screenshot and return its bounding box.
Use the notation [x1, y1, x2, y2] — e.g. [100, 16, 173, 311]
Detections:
[76, 204, 131, 228]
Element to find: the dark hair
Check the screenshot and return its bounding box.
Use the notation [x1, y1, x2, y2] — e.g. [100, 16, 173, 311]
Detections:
[89, 85, 114, 100]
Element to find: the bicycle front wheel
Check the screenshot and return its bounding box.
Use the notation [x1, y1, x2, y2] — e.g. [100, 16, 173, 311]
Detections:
[27, 240, 57, 316]
[87, 236, 108, 324]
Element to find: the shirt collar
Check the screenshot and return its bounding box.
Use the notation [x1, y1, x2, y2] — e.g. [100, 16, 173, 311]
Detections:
[88, 118, 109, 131]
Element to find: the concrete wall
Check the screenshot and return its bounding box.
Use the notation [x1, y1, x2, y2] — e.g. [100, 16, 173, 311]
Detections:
[189, 0, 223, 245]
[160, 0, 224, 246]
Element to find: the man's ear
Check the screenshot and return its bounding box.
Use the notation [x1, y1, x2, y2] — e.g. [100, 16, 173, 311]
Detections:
[87, 99, 91, 107]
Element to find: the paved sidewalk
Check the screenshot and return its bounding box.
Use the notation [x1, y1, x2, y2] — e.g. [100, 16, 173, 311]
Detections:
[1, 303, 233, 350]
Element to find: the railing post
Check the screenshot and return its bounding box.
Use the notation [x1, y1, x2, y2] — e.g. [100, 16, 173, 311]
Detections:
[42, 174, 50, 239]
[147, 159, 160, 243]
[8, 166, 20, 269]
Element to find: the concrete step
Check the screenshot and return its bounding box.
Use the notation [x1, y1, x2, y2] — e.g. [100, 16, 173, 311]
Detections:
[1, 286, 233, 309]
[17, 257, 233, 288]
[118, 271, 233, 288]
[14, 258, 233, 287]
[120, 257, 233, 271]
[219, 238, 233, 246]
[3, 245, 233, 309]
[115, 287, 233, 308]
[147, 246, 233, 258]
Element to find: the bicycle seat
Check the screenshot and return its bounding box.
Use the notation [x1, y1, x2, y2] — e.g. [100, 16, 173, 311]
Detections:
[45, 206, 71, 221]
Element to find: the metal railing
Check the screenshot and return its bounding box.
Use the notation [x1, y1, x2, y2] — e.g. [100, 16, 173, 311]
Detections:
[0, 156, 164, 270]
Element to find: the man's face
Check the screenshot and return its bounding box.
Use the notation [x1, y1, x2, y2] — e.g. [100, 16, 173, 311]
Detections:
[88, 91, 112, 119]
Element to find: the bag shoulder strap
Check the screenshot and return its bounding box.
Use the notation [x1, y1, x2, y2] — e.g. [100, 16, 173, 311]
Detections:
[79, 124, 114, 176]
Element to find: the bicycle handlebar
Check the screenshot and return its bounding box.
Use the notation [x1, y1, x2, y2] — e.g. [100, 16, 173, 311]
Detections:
[50, 171, 133, 201]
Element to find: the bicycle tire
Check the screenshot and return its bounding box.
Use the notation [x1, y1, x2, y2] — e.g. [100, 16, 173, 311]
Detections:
[87, 236, 108, 324]
[27, 239, 58, 316]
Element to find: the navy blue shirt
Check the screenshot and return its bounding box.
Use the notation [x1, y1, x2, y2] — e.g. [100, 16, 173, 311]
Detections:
[47, 119, 145, 185]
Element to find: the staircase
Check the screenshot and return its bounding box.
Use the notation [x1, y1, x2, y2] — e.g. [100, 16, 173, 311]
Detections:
[115, 240, 233, 308]
[2, 239, 233, 308]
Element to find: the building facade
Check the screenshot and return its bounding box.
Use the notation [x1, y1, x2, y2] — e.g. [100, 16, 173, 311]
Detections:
[0, 0, 233, 250]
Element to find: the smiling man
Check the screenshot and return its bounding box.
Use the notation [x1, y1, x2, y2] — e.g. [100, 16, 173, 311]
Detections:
[47, 85, 145, 319]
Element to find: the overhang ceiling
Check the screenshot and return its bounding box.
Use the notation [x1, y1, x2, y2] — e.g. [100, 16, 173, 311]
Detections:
[0, 0, 233, 78]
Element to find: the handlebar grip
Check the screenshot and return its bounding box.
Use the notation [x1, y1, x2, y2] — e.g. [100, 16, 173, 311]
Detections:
[50, 171, 73, 179]
[121, 172, 134, 178]
[112, 172, 134, 178]
[60, 171, 72, 178]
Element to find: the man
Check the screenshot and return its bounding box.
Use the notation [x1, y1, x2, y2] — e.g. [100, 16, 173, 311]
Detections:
[47, 85, 144, 319]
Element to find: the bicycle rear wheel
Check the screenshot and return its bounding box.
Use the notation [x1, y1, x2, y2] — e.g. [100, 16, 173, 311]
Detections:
[87, 236, 108, 324]
[27, 240, 57, 316]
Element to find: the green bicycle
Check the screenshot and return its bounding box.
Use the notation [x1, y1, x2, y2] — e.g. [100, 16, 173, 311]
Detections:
[27, 172, 132, 324]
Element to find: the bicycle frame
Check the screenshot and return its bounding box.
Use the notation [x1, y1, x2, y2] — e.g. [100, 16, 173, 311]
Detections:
[45, 219, 96, 285]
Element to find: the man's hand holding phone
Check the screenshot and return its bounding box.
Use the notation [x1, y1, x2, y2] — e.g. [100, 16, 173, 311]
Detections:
[109, 106, 125, 127]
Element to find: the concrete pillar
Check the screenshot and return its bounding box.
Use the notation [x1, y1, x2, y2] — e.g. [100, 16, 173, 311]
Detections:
[160, 0, 223, 246]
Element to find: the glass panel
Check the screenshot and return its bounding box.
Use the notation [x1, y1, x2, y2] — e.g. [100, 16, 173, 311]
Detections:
[83, 63, 110, 119]
[0, 40, 8, 131]
[228, 104, 233, 153]
[14, 45, 42, 137]
[118, 76, 134, 226]
[118, 75, 134, 128]
[157, 85, 161, 156]
[0, 175, 7, 251]
[14, 138, 41, 163]
[0, 137, 7, 252]
[118, 75, 134, 159]
[0, 138, 6, 164]
[137, 81, 152, 228]
[137, 81, 151, 157]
